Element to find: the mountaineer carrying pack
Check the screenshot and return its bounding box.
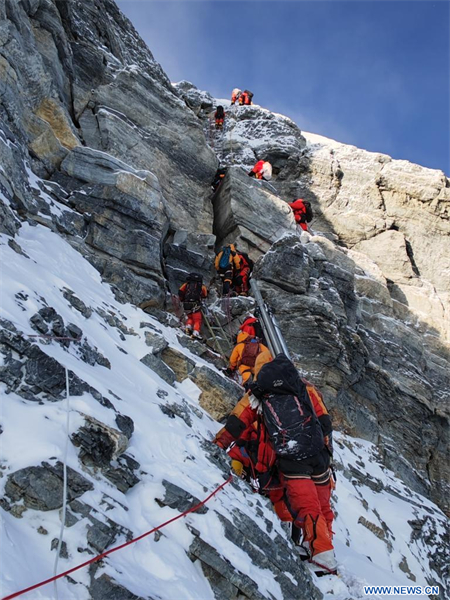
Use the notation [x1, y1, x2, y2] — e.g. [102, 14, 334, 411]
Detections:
[182, 273, 203, 312]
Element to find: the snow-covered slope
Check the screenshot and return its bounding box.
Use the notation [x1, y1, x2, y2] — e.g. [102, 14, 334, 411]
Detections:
[1, 168, 448, 600]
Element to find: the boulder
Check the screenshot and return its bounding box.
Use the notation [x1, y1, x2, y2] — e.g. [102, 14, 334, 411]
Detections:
[72, 414, 129, 468]
[213, 167, 297, 259]
[161, 346, 196, 382]
[353, 230, 417, 284]
[4, 462, 93, 511]
[164, 229, 216, 293]
[189, 365, 243, 420]
[140, 352, 176, 386]
[219, 103, 307, 171]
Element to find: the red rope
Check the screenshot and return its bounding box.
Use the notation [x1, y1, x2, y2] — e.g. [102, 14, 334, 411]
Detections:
[2, 475, 233, 600]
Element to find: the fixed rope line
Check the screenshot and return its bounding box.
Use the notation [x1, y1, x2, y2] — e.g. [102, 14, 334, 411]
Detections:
[53, 366, 71, 600]
[0, 320, 80, 600]
[228, 104, 236, 165]
[2, 475, 233, 600]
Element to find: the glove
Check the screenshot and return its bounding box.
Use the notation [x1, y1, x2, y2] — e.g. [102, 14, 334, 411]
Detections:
[223, 367, 235, 377]
[248, 382, 265, 400]
[231, 460, 244, 478]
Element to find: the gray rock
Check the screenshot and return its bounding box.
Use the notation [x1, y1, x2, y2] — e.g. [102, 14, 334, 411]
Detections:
[255, 232, 313, 294]
[30, 307, 65, 338]
[69, 497, 134, 554]
[115, 414, 134, 439]
[213, 167, 297, 260]
[51, 538, 68, 559]
[189, 364, 243, 421]
[0, 325, 116, 407]
[157, 480, 208, 515]
[144, 330, 168, 355]
[188, 534, 267, 600]
[198, 562, 240, 600]
[160, 346, 196, 382]
[177, 333, 228, 371]
[72, 415, 129, 468]
[164, 229, 216, 293]
[173, 80, 214, 114]
[140, 352, 176, 385]
[89, 574, 149, 600]
[159, 400, 193, 428]
[62, 288, 93, 318]
[60, 146, 152, 186]
[5, 462, 93, 511]
[102, 454, 141, 494]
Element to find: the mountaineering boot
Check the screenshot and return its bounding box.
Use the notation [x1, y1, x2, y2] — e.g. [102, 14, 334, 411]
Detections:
[309, 549, 338, 576]
[291, 524, 310, 561]
[303, 513, 337, 574]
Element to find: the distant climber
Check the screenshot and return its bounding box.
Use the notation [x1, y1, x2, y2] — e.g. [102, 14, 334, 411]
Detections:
[234, 250, 254, 296]
[249, 160, 272, 181]
[178, 273, 208, 338]
[216, 353, 337, 576]
[212, 167, 227, 193]
[214, 244, 241, 296]
[228, 331, 270, 386]
[231, 88, 242, 105]
[239, 90, 254, 106]
[289, 199, 313, 231]
[215, 105, 225, 129]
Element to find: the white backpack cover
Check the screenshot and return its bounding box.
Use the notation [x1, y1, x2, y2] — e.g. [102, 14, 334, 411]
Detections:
[262, 162, 272, 181]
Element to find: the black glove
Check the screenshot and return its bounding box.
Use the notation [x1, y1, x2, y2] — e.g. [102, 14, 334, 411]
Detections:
[248, 382, 265, 400]
[223, 367, 235, 377]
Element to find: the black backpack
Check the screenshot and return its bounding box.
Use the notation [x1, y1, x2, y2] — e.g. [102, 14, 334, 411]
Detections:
[262, 388, 324, 460]
[303, 200, 313, 223]
[215, 106, 225, 119]
[183, 273, 203, 311]
[245, 90, 254, 101]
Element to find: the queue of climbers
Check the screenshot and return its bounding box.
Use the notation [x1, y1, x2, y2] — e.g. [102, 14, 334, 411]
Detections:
[176, 268, 337, 575]
[176, 87, 335, 578]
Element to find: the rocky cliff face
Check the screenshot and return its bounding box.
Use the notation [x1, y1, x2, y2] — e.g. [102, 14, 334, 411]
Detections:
[1, 1, 449, 599]
[181, 82, 450, 515]
[1, 0, 217, 307]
